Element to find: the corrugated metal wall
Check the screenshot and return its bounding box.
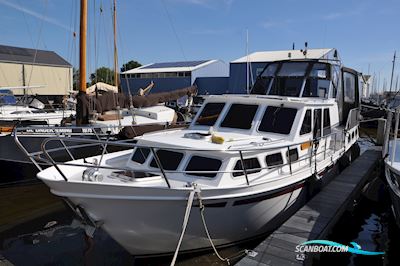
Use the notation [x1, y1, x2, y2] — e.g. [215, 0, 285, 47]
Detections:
[0, 62, 72, 95]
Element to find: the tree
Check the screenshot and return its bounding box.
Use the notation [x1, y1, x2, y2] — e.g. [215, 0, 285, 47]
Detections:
[120, 60, 142, 72]
[90, 67, 115, 85]
[73, 68, 90, 90]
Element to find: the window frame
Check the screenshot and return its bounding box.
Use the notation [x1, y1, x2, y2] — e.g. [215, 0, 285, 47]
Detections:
[231, 157, 262, 177]
[184, 154, 223, 179]
[257, 105, 298, 135]
[193, 102, 226, 127]
[300, 109, 312, 135]
[265, 152, 284, 168]
[219, 103, 259, 130]
[148, 149, 185, 171]
[131, 147, 151, 164]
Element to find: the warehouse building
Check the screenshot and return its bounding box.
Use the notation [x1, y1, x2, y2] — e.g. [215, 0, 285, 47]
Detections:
[0, 44, 72, 100]
[229, 48, 338, 93]
[120, 60, 229, 95]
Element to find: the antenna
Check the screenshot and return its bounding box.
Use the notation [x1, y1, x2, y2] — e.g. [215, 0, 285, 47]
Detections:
[302, 42, 308, 57]
[292, 42, 295, 50]
[246, 29, 250, 94]
[389, 51, 396, 93]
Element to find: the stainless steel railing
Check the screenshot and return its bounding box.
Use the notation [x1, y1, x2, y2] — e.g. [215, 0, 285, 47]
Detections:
[14, 127, 348, 188]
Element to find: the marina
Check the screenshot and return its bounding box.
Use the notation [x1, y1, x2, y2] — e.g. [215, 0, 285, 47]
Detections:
[1, 0, 400, 265]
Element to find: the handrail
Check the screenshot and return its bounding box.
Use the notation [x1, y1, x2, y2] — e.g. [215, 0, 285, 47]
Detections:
[14, 123, 348, 188]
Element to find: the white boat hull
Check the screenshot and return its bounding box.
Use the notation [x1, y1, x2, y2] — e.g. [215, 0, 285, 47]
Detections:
[41, 177, 306, 255]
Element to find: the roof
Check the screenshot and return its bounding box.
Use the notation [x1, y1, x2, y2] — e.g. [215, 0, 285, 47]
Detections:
[231, 48, 335, 63]
[0, 44, 71, 67]
[122, 59, 217, 74]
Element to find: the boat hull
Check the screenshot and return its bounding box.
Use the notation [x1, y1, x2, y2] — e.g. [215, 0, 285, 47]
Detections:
[41, 177, 308, 256]
[385, 165, 400, 227]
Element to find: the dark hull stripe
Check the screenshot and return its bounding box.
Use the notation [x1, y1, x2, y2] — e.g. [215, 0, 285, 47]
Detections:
[191, 180, 306, 208]
[233, 180, 305, 206]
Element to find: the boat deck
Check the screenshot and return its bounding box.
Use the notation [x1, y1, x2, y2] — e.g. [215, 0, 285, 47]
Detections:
[237, 149, 381, 266]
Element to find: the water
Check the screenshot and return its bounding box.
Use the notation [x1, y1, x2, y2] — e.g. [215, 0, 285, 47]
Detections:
[314, 179, 400, 266]
[0, 184, 255, 265]
[1, 169, 400, 265]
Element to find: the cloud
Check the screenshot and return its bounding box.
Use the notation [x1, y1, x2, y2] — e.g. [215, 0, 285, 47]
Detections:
[0, 0, 73, 32]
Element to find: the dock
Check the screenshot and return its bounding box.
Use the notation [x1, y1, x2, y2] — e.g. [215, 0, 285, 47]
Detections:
[237, 149, 381, 266]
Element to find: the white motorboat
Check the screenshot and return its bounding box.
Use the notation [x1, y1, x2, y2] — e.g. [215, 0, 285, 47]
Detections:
[34, 51, 362, 256]
[0, 88, 75, 130]
[384, 109, 400, 227]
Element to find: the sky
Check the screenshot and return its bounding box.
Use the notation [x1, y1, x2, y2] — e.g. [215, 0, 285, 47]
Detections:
[0, 0, 399, 91]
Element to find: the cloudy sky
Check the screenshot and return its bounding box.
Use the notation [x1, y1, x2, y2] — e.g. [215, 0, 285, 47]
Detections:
[0, 0, 399, 90]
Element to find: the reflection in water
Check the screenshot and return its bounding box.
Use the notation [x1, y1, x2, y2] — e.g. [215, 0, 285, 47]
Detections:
[314, 188, 400, 266]
[0, 206, 255, 265]
[2, 175, 400, 265]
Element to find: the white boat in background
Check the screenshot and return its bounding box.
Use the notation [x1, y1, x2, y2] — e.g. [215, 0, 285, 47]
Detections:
[384, 108, 400, 227]
[32, 51, 363, 256]
[0, 87, 75, 131]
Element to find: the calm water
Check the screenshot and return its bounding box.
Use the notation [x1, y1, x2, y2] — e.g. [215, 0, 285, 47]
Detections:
[1, 175, 399, 265]
[0, 184, 255, 266]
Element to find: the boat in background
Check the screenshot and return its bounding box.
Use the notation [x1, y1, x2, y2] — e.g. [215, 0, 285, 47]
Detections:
[384, 108, 400, 227]
[32, 49, 363, 256]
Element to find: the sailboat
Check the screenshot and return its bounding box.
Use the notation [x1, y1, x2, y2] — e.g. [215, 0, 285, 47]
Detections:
[33, 47, 363, 256]
[7, 0, 195, 182]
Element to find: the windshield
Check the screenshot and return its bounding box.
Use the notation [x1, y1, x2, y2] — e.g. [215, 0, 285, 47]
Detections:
[251, 61, 332, 98]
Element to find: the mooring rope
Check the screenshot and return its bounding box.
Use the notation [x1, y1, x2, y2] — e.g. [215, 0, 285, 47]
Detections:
[170, 188, 196, 266]
[171, 185, 249, 266]
[197, 191, 231, 265]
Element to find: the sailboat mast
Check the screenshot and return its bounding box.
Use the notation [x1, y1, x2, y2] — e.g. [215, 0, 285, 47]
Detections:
[390, 51, 396, 93]
[79, 0, 87, 93]
[246, 29, 249, 94]
[113, 0, 119, 89]
[76, 0, 88, 126]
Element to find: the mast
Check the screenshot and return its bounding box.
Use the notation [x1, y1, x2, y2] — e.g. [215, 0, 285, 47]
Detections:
[79, 0, 87, 93]
[246, 29, 249, 94]
[113, 0, 119, 90]
[390, 51, 396, 93]
[76, 0, 88, 125]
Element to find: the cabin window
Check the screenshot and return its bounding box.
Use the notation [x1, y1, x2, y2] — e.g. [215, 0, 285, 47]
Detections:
[266, 153, 283, 167]
[259, 106, 297, 134]
[344, 72, 356, 103]
[300, 110, 312, 135]
[185, 156, 222, 178]
[268, 62, 308, 97]
[232, 158, 261, 177]
[252, 63, 278, 94]
[195, 102, 225, 126]
[286, 148, 299, 162]
[303, 64, 330, 98]
[313, 109, 322, 138]
[323, 108, 331, 136]
[131, 148, 150, 164]
[331, 65, 340, 97]
[149, 150, 183, 170]
[220, 104, 258, 130]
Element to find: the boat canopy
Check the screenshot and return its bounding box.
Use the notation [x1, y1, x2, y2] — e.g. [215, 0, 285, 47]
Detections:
[251, 60, 338, 99]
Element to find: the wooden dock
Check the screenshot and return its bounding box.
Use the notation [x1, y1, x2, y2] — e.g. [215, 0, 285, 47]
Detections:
[237, 149, 381, 266]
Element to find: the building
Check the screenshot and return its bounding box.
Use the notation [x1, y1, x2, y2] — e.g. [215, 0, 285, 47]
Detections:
[120, 60, 229, 95]
[0, 44, 72, 99]
[229, 48, 338, 93]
